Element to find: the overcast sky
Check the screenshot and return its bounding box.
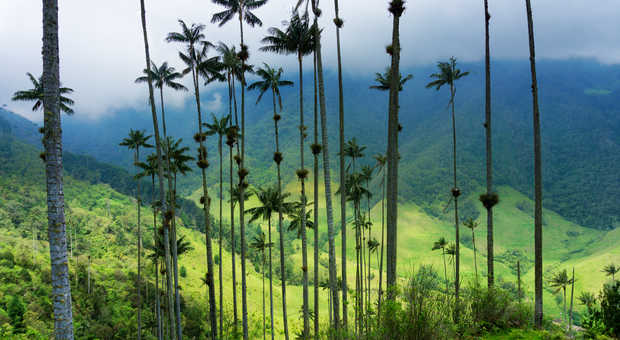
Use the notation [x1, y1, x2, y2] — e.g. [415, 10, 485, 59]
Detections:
[1, 0, 618, 122]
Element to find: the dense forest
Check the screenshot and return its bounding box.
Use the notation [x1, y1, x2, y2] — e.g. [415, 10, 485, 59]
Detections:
[1, 0, 619, 339]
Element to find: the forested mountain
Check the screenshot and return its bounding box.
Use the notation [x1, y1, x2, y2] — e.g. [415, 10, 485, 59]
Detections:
[4, 59, 619, 230]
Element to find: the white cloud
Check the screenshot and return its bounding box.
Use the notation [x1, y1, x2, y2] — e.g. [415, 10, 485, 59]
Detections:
[1, 0, 619, 122]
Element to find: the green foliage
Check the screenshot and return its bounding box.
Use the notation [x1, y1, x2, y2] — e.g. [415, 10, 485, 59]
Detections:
[180, 265, 187, 278]
[600, 281, 620, 337]
[7, 295, 25, 331]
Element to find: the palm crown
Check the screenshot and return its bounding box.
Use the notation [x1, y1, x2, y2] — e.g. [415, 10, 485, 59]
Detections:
[211, 0, 268, 28]
[426, 57, 470, 95]
[205, 114, 232, 138]
[602, 263, 619, 280]
[260, 11, 315, 59]
[120, 129, 153, 152]
[12, 72, 75, 114]
[370, 67, 413, 92]
[247, 63, 294, 109]
[246, 186, 293, 223]
[135, 61, 187, 92]
[549, 269, 574, 294]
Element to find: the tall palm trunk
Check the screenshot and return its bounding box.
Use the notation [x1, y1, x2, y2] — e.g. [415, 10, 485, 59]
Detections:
[297, 53, 311, 336]
[134, 148, 143, 340]
[268, 218, 275, 340]
[138, 2, 175, 339]
[312, 3, 341, 328]
[270, 90, 280, 340]
[525, 0, 543, 328]
[228, 72, 239, 328]
[262, 249, 266, 340]
[366, 179, 372, 324]
[159, 88, 168, 138]
[450, 83, 461, 318]
[190, 66, 217, 339]
[237, 11, 254, 340]
[218, 134, 224, 337]
[386, 0, 403, 302]
[42, 1, 74, 337]
[332, 0, 348, 329]
[483, 0, 495, 290]
[377, 168, 385, 317]
[472, 228, 478, 281]
[442, 249, 449, 294]
[152, 175, 163, 340]
[312, 48, 320, 338]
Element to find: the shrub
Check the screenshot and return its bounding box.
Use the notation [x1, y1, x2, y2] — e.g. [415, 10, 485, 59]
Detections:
[180, 265, 187, 278]
[600, 281, 620, 337]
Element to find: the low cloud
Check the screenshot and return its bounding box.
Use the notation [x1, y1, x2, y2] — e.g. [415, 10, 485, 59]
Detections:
[1, 0, 618, 122]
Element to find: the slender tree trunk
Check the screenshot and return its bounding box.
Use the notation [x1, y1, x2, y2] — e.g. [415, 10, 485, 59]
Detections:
[483, 0, 495, 290]
[297, 53, 311, 337]
[312, 47, 320, 339]
[442, 249, 449, 294]
[191, 67, 217, 339]
[135, 149, 143, 340]
[268, 218, 275, 340]
[386, 0, 403, 303]
[312, 5, 341, 328]
[138, 1, 175, 339]
[333, 0, 348, 330]
[378, 167, 385, 317]
[237, 12, 253, 340]
[569, 268, 575, 332]
[159, 88, 168, 138]
[228, 73, 239, 329]
[563, 287, 566, 324]
[42, 1, 74, 338]
[262, 250, 266, 340]
[525, 0, 543, 328]
[272, 88, 286, 340]
[450, 84, 461, 321]
[152, 176, 163, 340]
[472, 229, 478, 282]
[218, 136, 224, 338]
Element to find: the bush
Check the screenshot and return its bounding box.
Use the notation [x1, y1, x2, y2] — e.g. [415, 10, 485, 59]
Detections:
[180, 265, 187, 278]
[600, 281, 620, 337]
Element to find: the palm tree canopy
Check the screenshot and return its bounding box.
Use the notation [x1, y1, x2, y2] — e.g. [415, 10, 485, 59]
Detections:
[426, 57, 470, 92]
[432, 237, 448, 251]
[549, 269, 574, 293]
[211, 0, 268, 28]
[245, 186, 293, 223]
[602, 264, 619, 277]
[135, 61, 188, 92]
[12, 72, 75, 114]
[360, 165, 374, 183]
[342, 138, 366, 161]
[120, 129, 153, 152]
[463, 218, 479, 230]
[166, 20, 206, 55]
[368, 238, 380, 253]
[260, 11, 315, 58]
[287, 201, 314, 238]
[163, 137, 194, 176]
[205, 113, 232, 137]
[136, 154, 158, 180]
[216, 42, 253, 82]
[337, 172, 371, 203]
[369, 67, 413, 92]
[250, 232, 273, 252]
[247, 63, 294, 109]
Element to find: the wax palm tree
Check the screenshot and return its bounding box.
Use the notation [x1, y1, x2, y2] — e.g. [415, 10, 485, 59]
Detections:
[360, 164, 374, 312]
[120, 129, 153, 340]
[480, 0, 499, 290]
[260, 12, 315, 333]
[343, 138, 366, 172]
[137, 1, 173, 339]
[386, 1, 405, 311]
[211, 2, 268, 337]
[12, 72, 75, 115]
[426, 56, 469, 314]
[373, 153, 387, 315]
[525, 0, 544, 327]
[602, 264, 619, 281]
[205, 113, 230, 336]
[369, 67, 412, 92]
[135, 61, 187, 138]
[463, 218, 480, 281]
[295, 0, 341, 328]
[250, 232, 272, 340]
[549, 269, 574, 323]
[446, 243, 457, 278]
[432, 237, 450, 294]
[137, 155, 163, 340]
[288, 202, 314, 239]
[38, 2, 75, 337]
[310, 44, 321, 336]
[166, 20, 218, 338]
[246, 186, 292, 340]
